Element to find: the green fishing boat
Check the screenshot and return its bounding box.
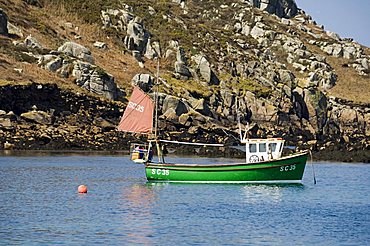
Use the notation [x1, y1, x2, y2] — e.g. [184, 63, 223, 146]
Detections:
[144, 139, 308, 184]
[118, 66, 308, 183]
[145, 153, 307, 183]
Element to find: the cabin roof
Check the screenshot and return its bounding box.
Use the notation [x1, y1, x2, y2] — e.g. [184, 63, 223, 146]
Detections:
[240, 138, 284, 144]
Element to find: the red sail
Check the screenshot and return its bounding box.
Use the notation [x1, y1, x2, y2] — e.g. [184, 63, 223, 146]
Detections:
[118, 87, 154, 134]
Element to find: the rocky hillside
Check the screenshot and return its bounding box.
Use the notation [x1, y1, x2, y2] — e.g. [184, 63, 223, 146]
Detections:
[0, 0, 369, 162]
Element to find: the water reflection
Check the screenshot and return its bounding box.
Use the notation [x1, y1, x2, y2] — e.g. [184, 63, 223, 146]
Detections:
[242, 184, 304, 204]
[121, 183, 160, 245]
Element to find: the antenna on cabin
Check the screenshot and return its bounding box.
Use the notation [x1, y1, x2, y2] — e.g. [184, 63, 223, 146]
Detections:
[236, 97, 243, 141]
[243, 123, 252, 141]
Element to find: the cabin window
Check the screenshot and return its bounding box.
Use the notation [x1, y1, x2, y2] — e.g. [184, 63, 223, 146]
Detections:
[250, 144, 257, 153]
[259, 143, 266, 152]
[269, 143, 277, 152]
[279, 143, 283, 152]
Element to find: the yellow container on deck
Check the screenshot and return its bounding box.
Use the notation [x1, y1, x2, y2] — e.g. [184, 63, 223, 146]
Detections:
[131, 151, 140, 160]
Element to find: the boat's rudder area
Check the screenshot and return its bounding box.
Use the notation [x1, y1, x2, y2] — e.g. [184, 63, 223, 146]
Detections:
[130, 143, 153, 164]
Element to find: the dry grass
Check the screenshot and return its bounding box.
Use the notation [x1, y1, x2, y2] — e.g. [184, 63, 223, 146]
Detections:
[0, 41, 65, 84]
[304, 42, 370, 104]
[326, 56, 370, 104]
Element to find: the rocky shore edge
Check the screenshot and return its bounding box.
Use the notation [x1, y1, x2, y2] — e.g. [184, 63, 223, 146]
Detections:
[0, 82, 368, 163]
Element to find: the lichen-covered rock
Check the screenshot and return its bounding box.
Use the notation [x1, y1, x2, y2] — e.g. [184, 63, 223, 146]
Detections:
[25, 35, 43, 49]
[178, 113, 191, 126]
[250, 23, 265, 39]
[162, 95, 189, 117]
[365, 114, 370, 136]
[0, 8, 8, 36]
[101, 7, 154, 61]
[247, 0, 298, 18]
[308, 69, 337, 90]
[278, 69, 295, 86]
[175, 61, 192, 78]
[131, 73, 154, 92]
[191, 55, 219, 85]
[303, 89, 327, 132]
[7, 22, 23, 37]
[21, 110, 52, 124]
[144, 38, 158, 59]
[73, 61, 119, 100]
[343, 46, 357, 59]
[0, 117, 12, 130]
[46, 57, 64, 73]
[251, 98, 278, 122]
[326, 31, 340, 41]
[126, 17, 149, 52]
[101, 9, 134, 31]
[0, 9, 8, 35]
[58, 42, 94, 64]
[93, 41, 107, 50]
[132, 50, 144, 67]
[188, 97, 211, 116]
[3, 141, 15, 150]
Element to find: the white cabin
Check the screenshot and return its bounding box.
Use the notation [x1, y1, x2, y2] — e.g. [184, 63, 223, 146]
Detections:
[241, 138, 285, 163]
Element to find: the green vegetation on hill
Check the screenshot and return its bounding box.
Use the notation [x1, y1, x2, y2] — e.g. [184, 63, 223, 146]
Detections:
[42, 0, 120, 23]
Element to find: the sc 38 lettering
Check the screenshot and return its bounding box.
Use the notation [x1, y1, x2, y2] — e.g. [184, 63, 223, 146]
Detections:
[280, 164, 296, 172]
[151, 169, 170, 175]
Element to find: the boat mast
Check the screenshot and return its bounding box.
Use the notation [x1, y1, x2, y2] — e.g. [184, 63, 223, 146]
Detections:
[154, 58, 163, 163]
[154, 58, 159, 139]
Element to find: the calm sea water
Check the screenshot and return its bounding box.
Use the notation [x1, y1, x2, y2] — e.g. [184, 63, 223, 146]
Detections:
[0, 154, 369, 245]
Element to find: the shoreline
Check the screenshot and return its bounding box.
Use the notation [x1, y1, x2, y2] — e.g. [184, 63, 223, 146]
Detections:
[1, 148, 369, 163]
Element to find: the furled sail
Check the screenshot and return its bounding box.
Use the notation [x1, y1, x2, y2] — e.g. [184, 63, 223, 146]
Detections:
[118, 86, 154, 134]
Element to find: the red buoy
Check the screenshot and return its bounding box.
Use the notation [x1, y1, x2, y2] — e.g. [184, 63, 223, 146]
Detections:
[78, 185, 88, 193]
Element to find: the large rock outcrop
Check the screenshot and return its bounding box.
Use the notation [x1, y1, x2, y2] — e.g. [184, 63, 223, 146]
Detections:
[34, 40, 121, 100]
[101, 8, 157, 66]
[247, 0, 298, 18]
[131, 73, 154, 92]
[191, 55, 220, 85]
[73, 61, 120, 100]
[58, 41, 94, 64]
[0, 8, 8, 35]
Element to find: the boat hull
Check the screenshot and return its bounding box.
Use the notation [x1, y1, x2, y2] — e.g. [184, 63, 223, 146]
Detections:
[145, 152, 308, 183]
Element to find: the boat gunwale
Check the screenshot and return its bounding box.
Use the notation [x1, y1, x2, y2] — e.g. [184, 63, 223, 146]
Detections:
[146, 162, 306, 172]
[145, 151, 308, 169]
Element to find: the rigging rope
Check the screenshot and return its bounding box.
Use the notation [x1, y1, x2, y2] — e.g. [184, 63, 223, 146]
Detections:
[309, 150, 317, 185]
